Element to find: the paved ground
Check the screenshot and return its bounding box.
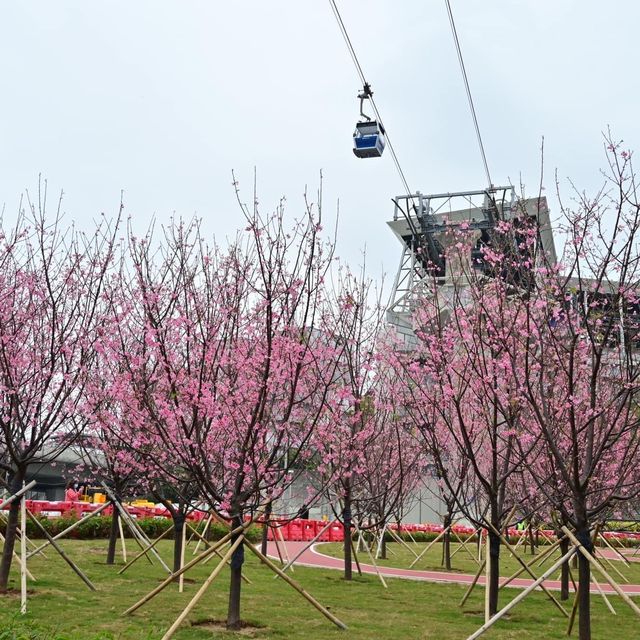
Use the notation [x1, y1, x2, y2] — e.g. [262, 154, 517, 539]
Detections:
[267, 541, 640, 596]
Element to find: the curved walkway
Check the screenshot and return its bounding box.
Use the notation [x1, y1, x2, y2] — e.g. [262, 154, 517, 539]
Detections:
[266, 541, 640, 596]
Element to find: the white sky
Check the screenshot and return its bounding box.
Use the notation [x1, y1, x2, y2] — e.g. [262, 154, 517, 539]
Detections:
[1, 1, 638, 286]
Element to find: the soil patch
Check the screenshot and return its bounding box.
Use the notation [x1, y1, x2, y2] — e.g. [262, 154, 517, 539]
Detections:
[192, 618, 266, 636]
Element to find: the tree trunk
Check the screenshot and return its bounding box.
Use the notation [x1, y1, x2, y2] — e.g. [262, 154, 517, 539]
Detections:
[442, 513, 452, 570]
[226, 515, 244, 630]
[380, 529, 387, 560]
[528, 524, 536, 555]
[172, 512, 186, 575]
[559, 532, 570, 601]
[488, 528, 501, 616]
[106, 506, 120, 565]
[260, 500, 272, 558]
[0, 467, 26, 592]
[342, 484, 352, 581]
[576, 524, 592, 640]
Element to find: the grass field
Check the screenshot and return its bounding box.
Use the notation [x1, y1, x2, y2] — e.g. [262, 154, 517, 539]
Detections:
[0, 539, 639, 639]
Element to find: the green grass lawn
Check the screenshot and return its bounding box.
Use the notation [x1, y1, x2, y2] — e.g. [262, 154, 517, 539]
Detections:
[0, 539, 638, 639]
[318, 538, 640, 584]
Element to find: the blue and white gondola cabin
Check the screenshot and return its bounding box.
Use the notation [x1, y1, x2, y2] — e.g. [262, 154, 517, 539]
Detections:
[353, 120, 386, 158]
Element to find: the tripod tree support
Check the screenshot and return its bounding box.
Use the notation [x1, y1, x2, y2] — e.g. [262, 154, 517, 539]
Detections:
[466, 546, 577, 640]
[26, 508, 96, 591]
[482, 517, 568, 617]
[459, 559, 485, 607]
[118, 525, 175, 575]
[185, 522, 251, 585]
[28, 500, 112, 558]
[562, 526, 640, 619]
[159, 536, 244, 640]
[409, 525, 451, 569]
[123, 520, 254, 616]
[247, 542, 347, 630]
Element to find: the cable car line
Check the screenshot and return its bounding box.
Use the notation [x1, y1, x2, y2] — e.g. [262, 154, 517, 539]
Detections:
[444, 0, 493, 188]
[328, 0, 420, 238]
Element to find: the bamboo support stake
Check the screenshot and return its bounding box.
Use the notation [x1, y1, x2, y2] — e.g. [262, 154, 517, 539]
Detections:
[375, 524, 387, 559]
[276, 525, 292, 570]
[596, 545, 629, 583]
[247, 542, 348, 630]
[599, 533, 630, 566]
[482, 518, 568, 617]
[466, 546, 577, 640]
[0, 513, 43, 557]
[501, 537, 563, 589]
[592, 574, 616, 615]
[562, 526, 640, 619]
[0, 529, 36, 581]
[101, 483, 166, 570]
[386, 526, 419, 559]
[357, 528, 387, 589]
[567, 586, 580, 636]
[451, 525, 483, 562]
[118, 526, 174, 575]
[192, 515, 212, 556]
[0, 480, 36, 511]
[20, 492, 27, 615]
[509, 530, 527, 557]
[118, 515, 128, 563]
[160, 536, 244, 640]
[28, 500, 113, 558]
[121, 511, 154, 564]
[459, 559, 486, 607]
[409, 525, 450, 569]
[26, 509, 96, 591]
[350, 535, 363, 576]
[405, 527, 420, 548]
[179, 523, 186, 593]
[123, 520, 253, 616]
[121, 505, 170, 571]
[186, 522, 251, 585]
[537, 527, 556, 545]
[452, 528, 481, 566]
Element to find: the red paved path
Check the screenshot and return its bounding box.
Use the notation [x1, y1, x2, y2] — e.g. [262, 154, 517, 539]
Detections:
[267, 541, 640, 596]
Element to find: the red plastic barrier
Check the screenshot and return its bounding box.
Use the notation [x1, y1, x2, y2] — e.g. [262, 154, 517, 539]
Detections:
[302, 521, 317, 541]
[287, 520, 303, 541]
[327, 522, 344, 542]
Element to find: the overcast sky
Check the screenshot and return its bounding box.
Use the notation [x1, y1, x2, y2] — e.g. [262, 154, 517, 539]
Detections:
[1, 1, 638, 286]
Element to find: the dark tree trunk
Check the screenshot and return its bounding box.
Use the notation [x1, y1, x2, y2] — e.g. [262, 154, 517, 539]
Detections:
[559, 532, 570, 601]
[528, 524, 536, 555]
[576, 524, 592, 640]
[260, 500, 272, 558]
[380, 529, 387, 560]
[488, 528, 501, 616]
[342, 484, 352, 581]
[172, 512, 186, 575]
[442, 513, 452, 570]
[0, 467, 26, 592]
[106, 505, 120, 565]
[226, 515, 244, 630]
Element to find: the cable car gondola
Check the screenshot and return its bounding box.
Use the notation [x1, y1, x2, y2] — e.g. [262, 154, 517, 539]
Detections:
[352, 83, 386, 159]
[353, 120, 386, 158]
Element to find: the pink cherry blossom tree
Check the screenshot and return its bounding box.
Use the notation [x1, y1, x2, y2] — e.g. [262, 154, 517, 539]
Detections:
[314, 268, 420, 578]
[0, 191, 120, 591]
[499, 140, 640, 640]
[398, 219, 541, 616]
[95, 191, 343, 628]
